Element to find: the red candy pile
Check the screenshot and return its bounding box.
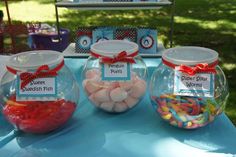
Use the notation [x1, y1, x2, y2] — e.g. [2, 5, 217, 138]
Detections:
[2, 95, 76, 133]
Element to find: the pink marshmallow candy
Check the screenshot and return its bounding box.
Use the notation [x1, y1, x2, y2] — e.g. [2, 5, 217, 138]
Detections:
[124, 96, 139, 108]
[83, 69, 146, 112]
[103, 82, 120, 90]
[85, 69, 101, 80]
[94, 88, 111, 102]
[83, 79, 102, 95]
[119, 81, 133, 91]
[114, 102, 128, 112]
[100, 102, 115, 112]
[89, 94, 101, 107]
[110, 88, 128, 102]
[130, 79, 147, 98]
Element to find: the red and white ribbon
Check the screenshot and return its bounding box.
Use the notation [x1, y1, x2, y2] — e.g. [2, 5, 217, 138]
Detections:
[91, 51, 138, 64]
[162, 59, 218, 76]
[7, 60, 64, 89]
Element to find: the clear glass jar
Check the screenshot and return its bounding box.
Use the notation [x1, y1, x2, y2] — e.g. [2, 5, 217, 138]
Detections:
[150, 47, 229, 129]
[82, 40, 147, 113]
[0, 51, 79, 133]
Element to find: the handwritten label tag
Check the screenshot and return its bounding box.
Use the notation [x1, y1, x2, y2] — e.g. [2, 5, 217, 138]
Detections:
[174, 71, 214, 97]
[16, 76, 57, 101]
[101, 62, 131, 81]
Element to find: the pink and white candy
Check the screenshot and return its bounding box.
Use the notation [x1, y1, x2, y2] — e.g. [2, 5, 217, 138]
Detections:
[83, 70, 146, 112]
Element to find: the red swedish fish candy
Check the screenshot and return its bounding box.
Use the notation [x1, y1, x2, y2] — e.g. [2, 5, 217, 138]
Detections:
[3, 95, 76, 134]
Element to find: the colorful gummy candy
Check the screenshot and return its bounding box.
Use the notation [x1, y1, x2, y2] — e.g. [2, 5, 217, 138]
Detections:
[2, 95, 76, 133]
[83, 69, 146, 113]
[151, 94, 222, 129]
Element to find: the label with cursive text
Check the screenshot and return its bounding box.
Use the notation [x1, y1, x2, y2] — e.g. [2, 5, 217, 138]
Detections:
[16, 76, 57, 101]
[101, 62, 131, 81]
[174, 71, 214, 97]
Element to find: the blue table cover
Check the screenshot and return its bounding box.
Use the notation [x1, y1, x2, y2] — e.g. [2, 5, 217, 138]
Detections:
[0, 58, 235, 157]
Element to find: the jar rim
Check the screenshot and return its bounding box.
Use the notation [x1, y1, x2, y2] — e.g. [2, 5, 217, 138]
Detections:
[6, 50, 64, 70]
[90, 40, 138, 57]
[162, 46, 219, 66]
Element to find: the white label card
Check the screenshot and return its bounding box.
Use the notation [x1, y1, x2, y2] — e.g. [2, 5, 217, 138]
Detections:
[174, 71, 214, 97]
[101, 62, 131, 81]
[16, 76, 57, 101]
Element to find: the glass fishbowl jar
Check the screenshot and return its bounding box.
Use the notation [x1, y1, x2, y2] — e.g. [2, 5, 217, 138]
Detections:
[0, 50, 79, 133]
[82, 40, 147, 113]
[150, 47, 229, 129]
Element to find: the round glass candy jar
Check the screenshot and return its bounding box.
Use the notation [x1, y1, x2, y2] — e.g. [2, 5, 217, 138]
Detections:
[82, 40, 147, 113]
[0, 51, 79, 133]
[150, 47, 229, 129]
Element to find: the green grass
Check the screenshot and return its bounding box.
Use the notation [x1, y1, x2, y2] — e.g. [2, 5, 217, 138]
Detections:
[0, 0, 236, 125]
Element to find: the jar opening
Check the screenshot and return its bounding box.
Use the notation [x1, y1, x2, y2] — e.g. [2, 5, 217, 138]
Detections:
[90, 40, 138, 57]
[162, 46, 219, 66]
[6, 50, 64, 71]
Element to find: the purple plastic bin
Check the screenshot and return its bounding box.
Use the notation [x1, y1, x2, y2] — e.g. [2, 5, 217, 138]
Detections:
[30, 28, 70, 52]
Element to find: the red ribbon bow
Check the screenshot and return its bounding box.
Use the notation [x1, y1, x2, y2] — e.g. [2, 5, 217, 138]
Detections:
[6, 60, 64, 90]
[177, 63, 217, 76]
[100, 51, 136, 64]
[20, 65, 58, 89]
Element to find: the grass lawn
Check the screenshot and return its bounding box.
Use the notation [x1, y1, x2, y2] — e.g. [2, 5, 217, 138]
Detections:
[0, 0, 236, 125]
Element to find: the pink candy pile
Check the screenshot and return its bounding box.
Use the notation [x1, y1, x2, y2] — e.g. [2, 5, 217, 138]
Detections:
[83, 69, 147, 112]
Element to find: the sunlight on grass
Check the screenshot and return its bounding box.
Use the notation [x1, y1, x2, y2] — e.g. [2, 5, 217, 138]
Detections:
[110, 14, 134, 19]
[229, 10, 236, 14]
[175, 16, 236, 33]
[0, 1, 66, 22]
[222, 63, 236, 71]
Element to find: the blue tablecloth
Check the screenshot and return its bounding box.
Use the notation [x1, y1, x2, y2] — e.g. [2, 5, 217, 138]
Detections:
[0, 58, 235, 157]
